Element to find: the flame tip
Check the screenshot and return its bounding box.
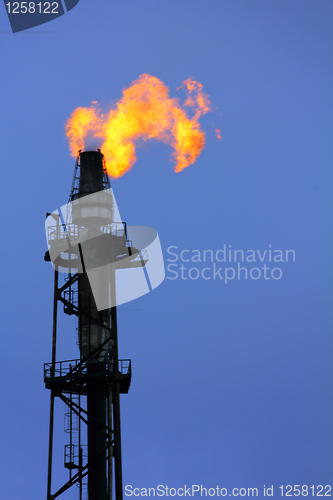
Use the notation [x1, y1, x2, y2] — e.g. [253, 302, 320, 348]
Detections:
[66, 74, 212, 176]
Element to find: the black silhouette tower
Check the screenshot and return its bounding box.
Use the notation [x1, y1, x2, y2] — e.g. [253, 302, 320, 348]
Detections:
[45, 151, 133, 500]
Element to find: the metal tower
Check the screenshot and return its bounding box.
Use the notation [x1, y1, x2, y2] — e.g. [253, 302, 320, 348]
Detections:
[44, 151, 143, 500]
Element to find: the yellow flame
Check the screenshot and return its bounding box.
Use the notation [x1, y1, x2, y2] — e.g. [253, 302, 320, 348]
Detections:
[65, 74, 212, 177]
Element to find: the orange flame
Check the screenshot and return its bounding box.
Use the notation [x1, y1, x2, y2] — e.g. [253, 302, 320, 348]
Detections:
[215, 128, 222, 140]
[65, 74, 211, 177]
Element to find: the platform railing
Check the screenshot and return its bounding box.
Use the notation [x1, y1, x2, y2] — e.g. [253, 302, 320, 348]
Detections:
[44, 358, 131, 381]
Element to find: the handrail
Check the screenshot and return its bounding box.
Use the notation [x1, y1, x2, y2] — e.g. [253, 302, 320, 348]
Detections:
[44, 358, 131, 380]
[47, 221, 127, 243]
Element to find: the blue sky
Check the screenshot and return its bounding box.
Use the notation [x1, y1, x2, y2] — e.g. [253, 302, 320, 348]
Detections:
[0, 1, 332, 498]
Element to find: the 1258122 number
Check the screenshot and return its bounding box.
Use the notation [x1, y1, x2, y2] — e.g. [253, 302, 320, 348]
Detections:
[6, 2, 59, 14]
[280, 485, 331, 496]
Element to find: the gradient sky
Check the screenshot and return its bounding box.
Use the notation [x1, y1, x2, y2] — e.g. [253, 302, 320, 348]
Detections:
[0, 1, 332, 499]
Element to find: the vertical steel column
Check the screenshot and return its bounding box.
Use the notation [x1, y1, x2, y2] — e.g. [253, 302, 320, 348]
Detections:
[110, 263, 123, 500]
[79, 389, 83, 500]
[78, 247, 109, 500]
[87, 371, 107, 500]
[79, 266, 108, 500]
[47, 268, 58, 500]
[108, 388, 113, 500]
[77, 151, 110, 500]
